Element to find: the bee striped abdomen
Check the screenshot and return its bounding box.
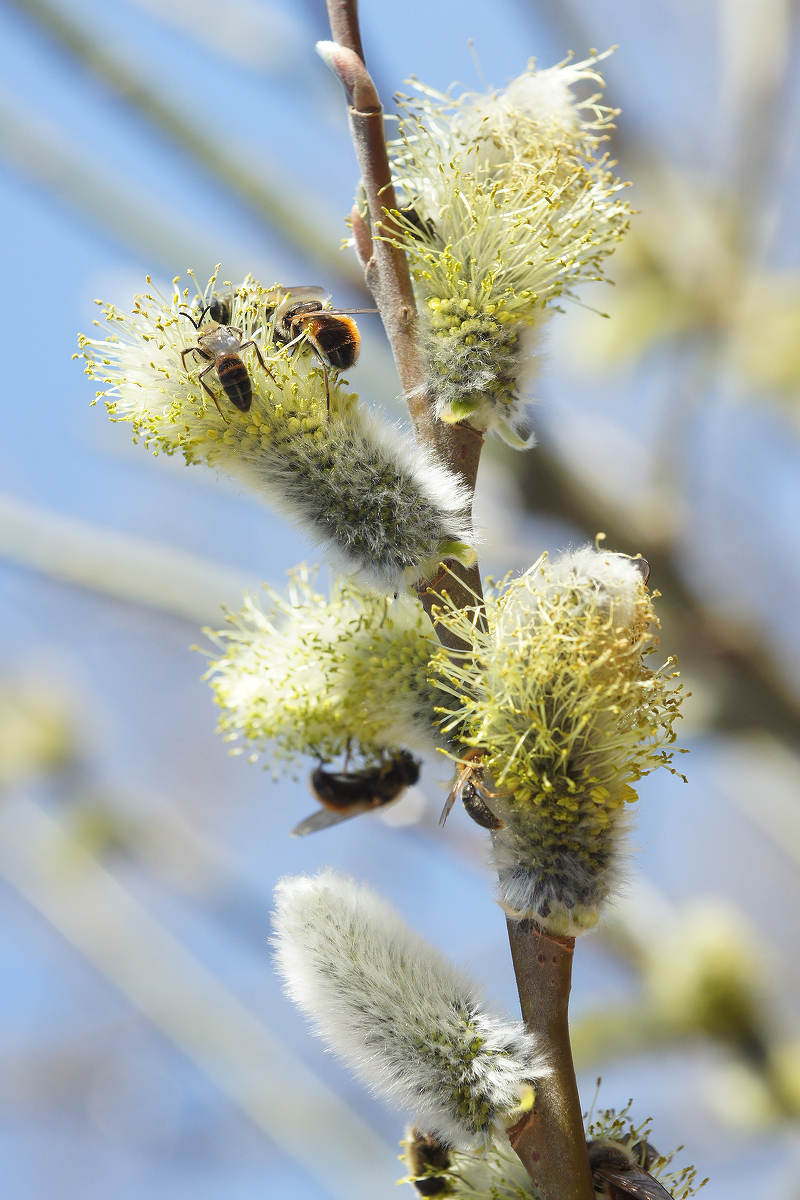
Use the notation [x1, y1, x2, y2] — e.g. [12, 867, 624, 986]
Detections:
[313, 317, 360, 369]
[217, 355, 252, 412]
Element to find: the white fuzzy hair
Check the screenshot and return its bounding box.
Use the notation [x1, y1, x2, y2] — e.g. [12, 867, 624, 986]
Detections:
[498, 546, 647, 641]
[539, 546, 646, 624]
[490, 809, 633, 937]
[83, 276, 476, 596]
[227, 407, 475, 594]
[273, 870, 548, 1148]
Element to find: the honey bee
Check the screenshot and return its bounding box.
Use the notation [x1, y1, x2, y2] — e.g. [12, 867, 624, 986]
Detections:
[439, 749, 507, 830]
[587, 1140, 672, 1199]
[268, 286, 377, 412]
[180, 304, 272, 417]
[404, 1128, 452, 1196]
[290, 750, 421, 837]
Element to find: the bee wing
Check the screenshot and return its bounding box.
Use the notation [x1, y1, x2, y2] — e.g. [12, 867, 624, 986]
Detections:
[273, 285, 326, 301]
[593, 1164, 673, 1200]
[439, 783, 461, 828]
[326, 308, 380, 315]
[290, 801, 377, 838]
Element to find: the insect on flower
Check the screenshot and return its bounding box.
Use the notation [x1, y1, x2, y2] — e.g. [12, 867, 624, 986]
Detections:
[587, 1139, 672, 1199]
[268, 286, 378, 411]
[191, 288, 233, 327]
[290, 750, 421, 837]
[180, 303, 273, 417]
[439, 749, 507, 830]
[405, 1128, 452, 1196]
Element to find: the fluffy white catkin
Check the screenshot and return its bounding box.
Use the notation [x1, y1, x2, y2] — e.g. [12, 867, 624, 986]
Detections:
[272, 870, 548, 1147]
[78, 272, 475, 593]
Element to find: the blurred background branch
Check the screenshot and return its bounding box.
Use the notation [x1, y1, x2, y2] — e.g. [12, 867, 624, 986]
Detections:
[2, 0, 800, 1196]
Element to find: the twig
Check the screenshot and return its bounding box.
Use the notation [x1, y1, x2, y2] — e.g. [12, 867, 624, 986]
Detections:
[322, 4, 593, 1195]
[506, 920, 594, 1200]
[319, 12, 483, 643]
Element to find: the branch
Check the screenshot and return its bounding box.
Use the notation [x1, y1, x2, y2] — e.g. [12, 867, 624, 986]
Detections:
[506, 920, 594, 1200]
[320, 7, 484, 640]
[322, 6, 591, 1196]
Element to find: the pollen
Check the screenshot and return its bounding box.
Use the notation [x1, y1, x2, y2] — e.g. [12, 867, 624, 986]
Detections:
[429, 547, 685, 935]
[385, 52, 631, 444]
[204, 567, 442, 774]
[77, 271, 476, 593]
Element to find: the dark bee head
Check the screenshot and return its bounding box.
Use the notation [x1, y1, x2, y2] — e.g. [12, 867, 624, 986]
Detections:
[396, 198, 436, 241]
[206, 295, 231, 325]
[187, 291, 232, 329]
[405, 1128, 452, 1196]
[587, 1141, 634, 1173]
[631, 1141, 660, 1172]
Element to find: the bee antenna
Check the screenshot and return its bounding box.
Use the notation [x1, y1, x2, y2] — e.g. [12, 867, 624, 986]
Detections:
[179, 309, 202, 330]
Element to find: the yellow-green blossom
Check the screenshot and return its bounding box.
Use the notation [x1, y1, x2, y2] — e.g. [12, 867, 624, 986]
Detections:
[402, 1103, 706, 1198]
[205, 566, 442, 771]
[77, 270, 474, 592]
[430, 547, 684, 936]
[386, 53, 630, 443]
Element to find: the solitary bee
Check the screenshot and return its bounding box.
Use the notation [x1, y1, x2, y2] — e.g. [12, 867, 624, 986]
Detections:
[439, 749, 507, 830]
[180, 304, 271, 417]
[267, 286, 377, 411]
[290, 750, 421, 837]
[587, 1139, 672, 1199]
[404, 1128, 452, 1197]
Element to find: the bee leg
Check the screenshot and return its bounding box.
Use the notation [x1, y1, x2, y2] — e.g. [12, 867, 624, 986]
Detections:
[322, 360, 330, 418]
[239, 339, 278, 387]
[180, 345, 208, 369]
[197, 364, 227, 422]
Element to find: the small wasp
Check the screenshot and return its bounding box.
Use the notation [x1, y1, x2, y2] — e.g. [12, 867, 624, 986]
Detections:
[290, 750, 421, 837]
[404, 1128, 452, 1197]
[587, 1140, 672, 1200]
[439, 749, 507, 830]
[268, 286, 378, 412]
[180, 302, 271, 418]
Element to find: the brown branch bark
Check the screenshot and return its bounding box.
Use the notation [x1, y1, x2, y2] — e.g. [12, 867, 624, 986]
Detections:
[322, 5, 591, 1196]
[319, 10, 484, 640]
[506, 920, 594, 1200]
